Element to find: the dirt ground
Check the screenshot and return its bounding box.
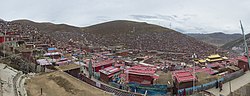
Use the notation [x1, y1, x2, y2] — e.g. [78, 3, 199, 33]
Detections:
[25, 71, 112, 96]
[154, 71, 173, 87]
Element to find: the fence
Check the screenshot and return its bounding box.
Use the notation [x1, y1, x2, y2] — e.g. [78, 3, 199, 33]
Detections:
[109, 82, 129, 90]
[127, 82, 168, 96]
[178, 78, 224, 95]
[178, 69, 245, 95]
[13, 72, 23, 96]
[66, 69, 245, 96]
[66, 71, 143, 96]
[224, 69, 244, 82]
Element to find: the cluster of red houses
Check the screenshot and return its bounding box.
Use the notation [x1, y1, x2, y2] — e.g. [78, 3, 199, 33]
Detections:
[79, 53, 160, 86]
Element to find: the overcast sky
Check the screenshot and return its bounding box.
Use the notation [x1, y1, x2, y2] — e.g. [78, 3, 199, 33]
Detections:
[1, 0, 250, 34]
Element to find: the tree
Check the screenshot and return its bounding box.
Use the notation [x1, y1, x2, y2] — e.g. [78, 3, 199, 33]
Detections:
[88, 59, 93, 78]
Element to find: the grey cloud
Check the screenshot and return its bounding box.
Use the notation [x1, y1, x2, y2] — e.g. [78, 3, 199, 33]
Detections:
[130, 15, 158, 20]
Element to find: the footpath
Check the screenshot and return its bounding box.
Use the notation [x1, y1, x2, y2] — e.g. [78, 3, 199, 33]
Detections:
[207, 71, 250, 96]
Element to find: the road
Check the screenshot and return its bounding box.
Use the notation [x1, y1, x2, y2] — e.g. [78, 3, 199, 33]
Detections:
[0, 63, 18, 96]
[0, 63, 28, 96]
[207, 71, 250, 96]
[16, 74, 28, 96]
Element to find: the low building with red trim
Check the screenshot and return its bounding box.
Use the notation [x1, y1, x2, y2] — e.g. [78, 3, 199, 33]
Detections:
[126, 65, 158, 85]
[44, 52, 62, 59]
[172, 70, 197, 89]
[237, 56, 249, 72]
[0, 36, 4, 43]
[99, 66, 121, 83]
[84, 59, 115, 72]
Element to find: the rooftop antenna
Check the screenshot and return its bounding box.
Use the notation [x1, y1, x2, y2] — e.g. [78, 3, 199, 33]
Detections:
[240, 20, 250, 69]
[192, 53, 197, 93]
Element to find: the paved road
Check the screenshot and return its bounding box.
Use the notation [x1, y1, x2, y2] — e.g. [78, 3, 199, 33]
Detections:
[16, 74, 28, 96]
[0, 63, 18, 96]
[207, 71, 250, 96]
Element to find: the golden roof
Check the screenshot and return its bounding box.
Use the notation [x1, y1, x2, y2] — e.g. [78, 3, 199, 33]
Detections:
[208, 54, 221, 59]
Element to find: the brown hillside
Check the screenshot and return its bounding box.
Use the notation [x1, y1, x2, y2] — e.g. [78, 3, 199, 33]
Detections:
[12, 19, 81, 33]
[7, 20, 223, 60]
[82, 20, 220, 58]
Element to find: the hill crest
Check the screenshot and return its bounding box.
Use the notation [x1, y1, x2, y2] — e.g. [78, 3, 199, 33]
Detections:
[4, 19, 223, 61]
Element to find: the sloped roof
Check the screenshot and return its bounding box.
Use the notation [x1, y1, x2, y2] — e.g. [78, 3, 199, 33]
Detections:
[172, 71, 197, 83]
[237, 56, 249, 63]
[208, 54, 221, 59]
[99, 66, 121, 76]
[126, 65, 157, 76]
[48, 47, 57, 51]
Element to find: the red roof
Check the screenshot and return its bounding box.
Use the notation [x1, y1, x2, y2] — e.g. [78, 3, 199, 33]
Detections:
[172, 70, 186, 77]
[100, 66, 121, 76]
[176, 72, 192, 77]
[84, 59, 115, 68]
[126, 65, 156, 76]
[177, 75, 196, 83]
[172, 71, 197, 83]
[237, 56, 249, 63]
[93, 59, 114, 67]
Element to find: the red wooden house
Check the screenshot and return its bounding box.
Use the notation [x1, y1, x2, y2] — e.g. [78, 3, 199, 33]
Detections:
[126, 65, 158, 85]
[172, 70, 197, 89]
[99, 66, 121, 83]
[84, 59, 115, 72]
[0, 36, 4, 43]
[237, 56, 249, 72]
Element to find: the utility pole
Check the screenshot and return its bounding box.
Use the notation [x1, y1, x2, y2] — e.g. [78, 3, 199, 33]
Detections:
[41, 88, 43, 95]
[240, 21, 250, 69]
[192, 53, 197, 94]
[88, 59, 93, 78]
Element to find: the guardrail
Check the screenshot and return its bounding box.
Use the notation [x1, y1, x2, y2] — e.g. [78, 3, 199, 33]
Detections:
[178, 78, 224, 95]
[65, 70, 143, 96]
[13, 72, 22, 96]
[79, 74, 143, 96]
[224, 69, 244, 82]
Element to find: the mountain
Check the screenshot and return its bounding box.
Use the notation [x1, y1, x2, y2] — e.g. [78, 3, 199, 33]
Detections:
[12, 19, 81, 33]
[187, 32, 242, 47]
[11, 19, 83, 43]
[7, 20, 223, 60]
[221, 34, 248, 51]
[81, 20, 221, 58]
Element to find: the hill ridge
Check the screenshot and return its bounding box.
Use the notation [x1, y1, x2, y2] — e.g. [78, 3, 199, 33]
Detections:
[1, 19, 223, 61]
